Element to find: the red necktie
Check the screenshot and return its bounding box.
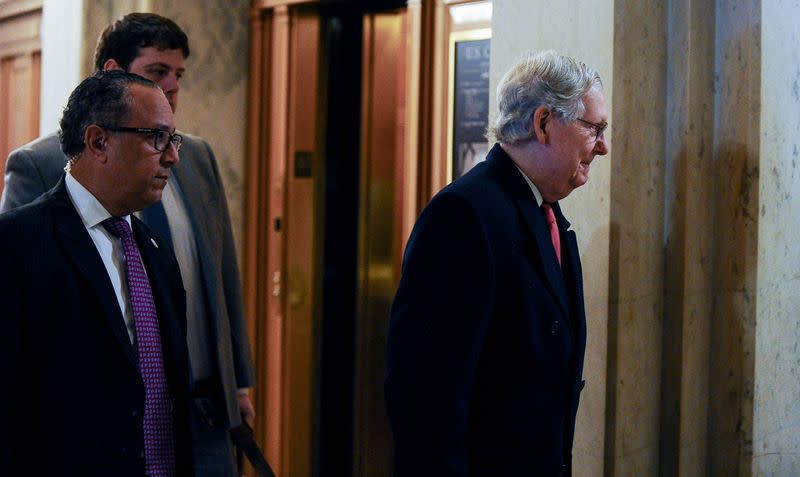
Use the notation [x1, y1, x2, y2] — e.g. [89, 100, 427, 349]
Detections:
[103, 217, 176, 476]
[541, 203, 561, 266]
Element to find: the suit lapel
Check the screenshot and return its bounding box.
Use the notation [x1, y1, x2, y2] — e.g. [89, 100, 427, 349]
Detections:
[488, 145, 571, 318]
[553, 203, 583, 309]
[517, 196, 571, 319]
[132, 218, 181, 351]
[558, 207, 587, 376]
[132, 217, 188, 390]
[50, 181, 138, 369]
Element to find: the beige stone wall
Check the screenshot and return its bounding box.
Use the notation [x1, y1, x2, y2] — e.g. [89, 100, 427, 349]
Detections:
[662, 0, 715, 475]
[754, 0, 800, 474]
[709, 2, 761, 475]
[607, 1, 668, 475]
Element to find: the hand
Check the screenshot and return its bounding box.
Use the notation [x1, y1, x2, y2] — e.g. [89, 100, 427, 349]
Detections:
[238, 393, 255, 427]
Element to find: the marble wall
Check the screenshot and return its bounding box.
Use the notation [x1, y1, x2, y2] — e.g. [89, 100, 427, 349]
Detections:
[709, 1, 761, 474]
[754, 0, 800, 474]
[606, 1, 667, 475]
[663, 0, 715, 475]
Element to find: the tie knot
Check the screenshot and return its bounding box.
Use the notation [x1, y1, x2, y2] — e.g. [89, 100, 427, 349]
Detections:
[102, 216, 132, 239]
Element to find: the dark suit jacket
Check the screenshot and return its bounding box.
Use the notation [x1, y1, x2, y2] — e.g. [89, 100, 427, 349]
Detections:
[0, 180, 193, 476]
[385, 144, 587, 477]
[1, 131, 255, 429]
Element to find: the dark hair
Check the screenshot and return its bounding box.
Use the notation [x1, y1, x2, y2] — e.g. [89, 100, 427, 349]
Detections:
[93, 12, 190, 72]
[59, 71, 158, 157]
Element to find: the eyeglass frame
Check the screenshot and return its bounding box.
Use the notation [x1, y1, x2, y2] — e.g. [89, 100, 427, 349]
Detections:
[575, 117, 608, 140]
[100, 125, 183, 152]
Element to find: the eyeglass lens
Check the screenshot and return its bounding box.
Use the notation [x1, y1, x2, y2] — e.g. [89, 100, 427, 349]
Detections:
[154, 131, 181, 151]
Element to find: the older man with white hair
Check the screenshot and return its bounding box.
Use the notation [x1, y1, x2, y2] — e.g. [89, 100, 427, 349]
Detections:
[386, 50, 609, 477]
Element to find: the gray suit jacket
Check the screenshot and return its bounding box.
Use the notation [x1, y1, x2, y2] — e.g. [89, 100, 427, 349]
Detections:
[1, 131, 255, 429]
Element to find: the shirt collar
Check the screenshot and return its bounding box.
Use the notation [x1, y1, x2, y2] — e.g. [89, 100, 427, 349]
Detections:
[513, 164, 544, 206]
[64, 172, 132, 230]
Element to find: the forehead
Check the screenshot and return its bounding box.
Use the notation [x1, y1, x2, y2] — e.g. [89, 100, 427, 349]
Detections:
[125, 84, 175, 128]
[130, 47, 186, 69]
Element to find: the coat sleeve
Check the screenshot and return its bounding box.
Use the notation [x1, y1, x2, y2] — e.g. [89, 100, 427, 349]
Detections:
[385, 192, 495, 477]
[0, 148, 51, 212]
[200, 140, 255, 389]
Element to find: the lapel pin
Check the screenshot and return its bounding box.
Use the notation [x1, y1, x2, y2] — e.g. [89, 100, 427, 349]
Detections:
[151, 238, 159, 248]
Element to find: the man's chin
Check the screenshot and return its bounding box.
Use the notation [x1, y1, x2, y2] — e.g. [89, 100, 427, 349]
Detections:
[143, 191, 164, 208]
[568, 176, 589, 192]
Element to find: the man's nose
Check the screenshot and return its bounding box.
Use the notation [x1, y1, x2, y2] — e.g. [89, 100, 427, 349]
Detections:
[594, 133, 609, 155]
[160, 74, 180, 94]
[162, 141, 180, 166]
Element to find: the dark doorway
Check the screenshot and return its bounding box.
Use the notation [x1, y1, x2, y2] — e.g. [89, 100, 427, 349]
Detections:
[316, 7, 362, 477]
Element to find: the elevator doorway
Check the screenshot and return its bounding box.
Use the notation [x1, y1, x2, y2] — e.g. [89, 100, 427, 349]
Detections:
[244, 3, 409, 476]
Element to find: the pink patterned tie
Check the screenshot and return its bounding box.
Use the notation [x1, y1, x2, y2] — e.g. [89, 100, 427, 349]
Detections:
[103, 217, 175, 476]
[541, 203, 561, 266]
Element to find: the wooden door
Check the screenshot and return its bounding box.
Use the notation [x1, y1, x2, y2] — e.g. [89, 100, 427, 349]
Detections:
[245, 5, 323, 477]
[0, 0, 42, 199]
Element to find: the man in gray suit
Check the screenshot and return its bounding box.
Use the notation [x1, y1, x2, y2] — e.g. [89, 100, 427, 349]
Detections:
[1, 13, 255, 477]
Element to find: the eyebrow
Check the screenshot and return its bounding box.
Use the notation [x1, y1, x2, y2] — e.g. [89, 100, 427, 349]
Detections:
[144, 62, 186, 74]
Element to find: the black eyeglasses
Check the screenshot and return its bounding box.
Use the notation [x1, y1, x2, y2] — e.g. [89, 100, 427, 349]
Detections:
[101, 126, 183, 152]
[576, 117, 608, 140]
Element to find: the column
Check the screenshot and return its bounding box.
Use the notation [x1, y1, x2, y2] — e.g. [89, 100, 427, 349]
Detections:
[752, 0, 800, 474]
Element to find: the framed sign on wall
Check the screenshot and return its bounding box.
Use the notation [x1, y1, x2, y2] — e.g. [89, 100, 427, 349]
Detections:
[448, 29, 490, 181]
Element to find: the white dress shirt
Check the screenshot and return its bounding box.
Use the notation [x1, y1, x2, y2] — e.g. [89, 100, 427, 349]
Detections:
[514, 164, 544, 206]
[158, 177, 212, 381]
[65, 172, 137, 344]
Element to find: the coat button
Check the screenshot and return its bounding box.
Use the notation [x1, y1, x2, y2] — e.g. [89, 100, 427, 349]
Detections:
[550, 320, 559, 334]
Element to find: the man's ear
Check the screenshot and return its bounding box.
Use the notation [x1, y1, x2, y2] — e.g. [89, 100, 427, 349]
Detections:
[532, 106, 550, 144]
[102, 58, 123, 72]
[84, 125, 109, 162]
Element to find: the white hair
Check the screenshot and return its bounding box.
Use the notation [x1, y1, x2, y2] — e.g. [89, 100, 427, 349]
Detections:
[487, 50, 602, 145]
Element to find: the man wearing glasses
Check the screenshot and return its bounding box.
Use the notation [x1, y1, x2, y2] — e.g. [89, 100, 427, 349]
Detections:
[385, 50, 609, 477]
[0, 13, 255, 477]
[102, 126, 183, 153]
[0, 71, 193, 477]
